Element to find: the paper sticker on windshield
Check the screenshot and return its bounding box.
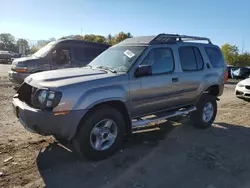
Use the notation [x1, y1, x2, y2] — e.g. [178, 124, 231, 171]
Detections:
[124, 50, 135, 58]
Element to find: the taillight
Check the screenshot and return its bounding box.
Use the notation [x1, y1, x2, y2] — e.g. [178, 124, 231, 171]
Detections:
[224, 69, 228, 83]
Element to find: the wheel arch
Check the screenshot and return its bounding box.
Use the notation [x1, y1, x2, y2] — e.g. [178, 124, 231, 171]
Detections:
[204, 84, 220, 96]
[74, 100, 132, 138]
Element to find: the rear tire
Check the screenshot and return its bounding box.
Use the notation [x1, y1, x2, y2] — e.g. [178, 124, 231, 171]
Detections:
[190, 94, 217, 129]
[73, 105, 126, 161]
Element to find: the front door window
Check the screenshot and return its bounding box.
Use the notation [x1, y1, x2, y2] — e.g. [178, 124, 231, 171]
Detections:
[51, 48, 71, 66]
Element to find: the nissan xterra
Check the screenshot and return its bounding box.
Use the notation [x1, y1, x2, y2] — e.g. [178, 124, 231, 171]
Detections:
[12, 34, 227, 160]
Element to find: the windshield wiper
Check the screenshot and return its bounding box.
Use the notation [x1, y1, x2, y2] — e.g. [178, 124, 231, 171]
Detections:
[96, 66, 117, 73]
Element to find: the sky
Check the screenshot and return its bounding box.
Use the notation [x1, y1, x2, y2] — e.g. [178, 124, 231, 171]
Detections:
[1, 0, 250, 51]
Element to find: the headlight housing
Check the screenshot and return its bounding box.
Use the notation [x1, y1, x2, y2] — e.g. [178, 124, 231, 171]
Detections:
[32, 89, 62, 109]
[237, 82, 244, 87]
[12, 63, 28, 72]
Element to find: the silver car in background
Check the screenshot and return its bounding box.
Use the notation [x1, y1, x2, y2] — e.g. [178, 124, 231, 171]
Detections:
[9, 40, 110, 84]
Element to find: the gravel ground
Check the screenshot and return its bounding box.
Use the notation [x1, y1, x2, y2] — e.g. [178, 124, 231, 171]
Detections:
[0, 76, 250, 188]
[0, 64, 11, 77]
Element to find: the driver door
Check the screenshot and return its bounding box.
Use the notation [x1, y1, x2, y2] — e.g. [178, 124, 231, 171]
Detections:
[130, 47, 178, 117]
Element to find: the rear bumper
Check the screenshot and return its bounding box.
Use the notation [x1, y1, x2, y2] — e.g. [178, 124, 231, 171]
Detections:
[8, 70, 31, 85]
[12, 97, 88, 140]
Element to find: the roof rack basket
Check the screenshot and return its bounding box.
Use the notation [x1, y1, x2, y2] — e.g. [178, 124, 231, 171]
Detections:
[151, 34, 212, 44]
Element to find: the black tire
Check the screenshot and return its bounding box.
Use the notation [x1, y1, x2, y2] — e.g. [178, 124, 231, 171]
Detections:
[73, 105, 126, 161]
[190, 94, 217, 129]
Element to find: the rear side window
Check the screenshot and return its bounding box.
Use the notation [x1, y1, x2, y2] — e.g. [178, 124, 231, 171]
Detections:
[74, 47, 86, 61]
[84, 47, 106, 61]
[205, 47, 225, 68]
[179, 47, 204, 71]
[74, 47, 106, 62]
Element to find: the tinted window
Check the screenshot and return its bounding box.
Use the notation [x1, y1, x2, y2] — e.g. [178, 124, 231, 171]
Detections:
[141, 48, 174, 74]
[74, 47, 106, 62]
[74, 47, 86, 61]
[179, 47, 204, 71]
[194, 48, 204, 69]
[85, 47, 105, 61]
[205, 47, 225, 68]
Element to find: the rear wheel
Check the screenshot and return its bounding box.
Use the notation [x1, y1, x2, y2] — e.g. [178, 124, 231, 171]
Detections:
[190, 94, 217, 129]
[73, 105, 126, 160]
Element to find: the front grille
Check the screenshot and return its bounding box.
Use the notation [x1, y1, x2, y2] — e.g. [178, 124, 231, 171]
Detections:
[17, 83, 36, 106]
[245, 86, 250, 90]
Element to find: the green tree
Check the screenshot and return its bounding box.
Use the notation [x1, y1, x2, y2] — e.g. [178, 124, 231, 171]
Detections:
[235, 52, 250, 66]
[17, 39, 29, 52]
[113, 32, 133, 44]
[36, 40, 49, 48]
[82, 34, 106, 44]
[48, 37, 56, 42]
[59, 35, 76, 40]
[106, 34, 113, 44]
[29, 46, 39, 54]
[0, 33, 16, 51]
[221, 43, 239, 65]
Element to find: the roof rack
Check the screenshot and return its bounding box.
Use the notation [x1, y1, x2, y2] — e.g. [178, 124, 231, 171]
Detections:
[150, 33, 212, 44]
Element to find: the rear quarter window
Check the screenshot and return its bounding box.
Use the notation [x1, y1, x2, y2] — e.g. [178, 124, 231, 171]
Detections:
[73, 47, 106, 62]
[205, 47, 225, 68]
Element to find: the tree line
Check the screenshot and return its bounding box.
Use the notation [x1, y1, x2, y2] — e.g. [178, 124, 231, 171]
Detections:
[0, 32, 132, 54]
[221, 44, 250, 66]
[1, 32, 250, 66]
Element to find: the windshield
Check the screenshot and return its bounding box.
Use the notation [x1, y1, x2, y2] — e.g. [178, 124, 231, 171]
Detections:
[89, 46, 146, 72]
[33, 42, 56, 58]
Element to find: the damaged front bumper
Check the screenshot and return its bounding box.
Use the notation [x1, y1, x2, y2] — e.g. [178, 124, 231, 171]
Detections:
[12, 96, 87, 140]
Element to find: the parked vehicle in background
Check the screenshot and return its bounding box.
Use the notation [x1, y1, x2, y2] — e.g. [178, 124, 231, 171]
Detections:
[235, 78, 250, 100]
[12, 34, 227, 160]
[227, 65, 234, 79]
[0, 51, 12, 64]
[230, 67, 250, 79]
[8, 40, 110, 85]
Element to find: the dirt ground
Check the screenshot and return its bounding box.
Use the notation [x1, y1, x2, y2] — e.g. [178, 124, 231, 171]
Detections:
[0, 77, 250, 188]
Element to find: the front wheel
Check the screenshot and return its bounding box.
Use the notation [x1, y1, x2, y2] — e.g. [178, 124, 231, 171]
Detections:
[73, 105, 126, 161]
[190, 94, 217, 129]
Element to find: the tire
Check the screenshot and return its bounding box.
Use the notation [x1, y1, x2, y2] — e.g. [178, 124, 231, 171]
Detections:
[73, 105, 126, 161]
[190, 94, 217, 129]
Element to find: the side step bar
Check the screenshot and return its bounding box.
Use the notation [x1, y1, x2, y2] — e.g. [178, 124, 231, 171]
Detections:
[132, 106, 196, 128]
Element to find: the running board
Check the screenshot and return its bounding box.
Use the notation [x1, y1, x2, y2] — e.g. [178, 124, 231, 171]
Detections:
[132, 106, 196, 128]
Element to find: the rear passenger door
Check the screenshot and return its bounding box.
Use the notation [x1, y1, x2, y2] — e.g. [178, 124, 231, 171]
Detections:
[174, 46, 205, 106]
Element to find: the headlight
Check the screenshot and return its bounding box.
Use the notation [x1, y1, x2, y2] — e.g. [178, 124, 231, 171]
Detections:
[38, 90, 47, 104]
[34, 89, 62, 109]
[237, 83, 244, 87]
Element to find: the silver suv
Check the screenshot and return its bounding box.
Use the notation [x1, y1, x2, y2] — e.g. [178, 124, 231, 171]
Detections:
[12, 34, 227, 160]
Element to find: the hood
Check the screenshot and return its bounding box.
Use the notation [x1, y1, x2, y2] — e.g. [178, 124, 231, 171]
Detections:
[12, 55, 39, 65]
[25, 67, 116, 88]
[240, 78, 250, 85]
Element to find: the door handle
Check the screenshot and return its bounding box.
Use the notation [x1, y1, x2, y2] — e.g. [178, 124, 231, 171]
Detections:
[172, 77, 179, 82]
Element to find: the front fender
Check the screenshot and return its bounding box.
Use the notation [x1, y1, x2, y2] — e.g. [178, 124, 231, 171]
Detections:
[72, 85, 129, 110]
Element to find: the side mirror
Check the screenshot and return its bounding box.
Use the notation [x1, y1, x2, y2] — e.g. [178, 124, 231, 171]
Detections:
[135, 65, 152, 77]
